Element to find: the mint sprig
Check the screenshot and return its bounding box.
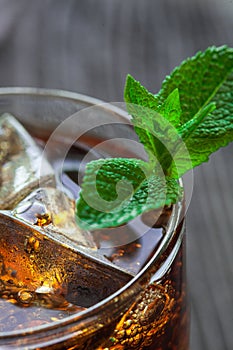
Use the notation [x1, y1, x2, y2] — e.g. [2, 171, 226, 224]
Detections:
[76, 45, 233, 230]
[76, 158, 181, 229]
[158, 45, 233, 170]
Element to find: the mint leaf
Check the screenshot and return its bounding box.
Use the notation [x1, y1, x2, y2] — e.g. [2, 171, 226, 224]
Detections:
[76, 45, 233, 230]
[124, 75, 161, 161]
[157, 45, 233, 170]
[125, 46, 233, 176]
[158, 88, 181, 128]
[124, 77, 189, 176]
[177, 103, 216, 141]
[124, 74, 181, 128]
[76, 158, 182, 230]
[124, 74, 159, 113]
[124, 77, 182, 170]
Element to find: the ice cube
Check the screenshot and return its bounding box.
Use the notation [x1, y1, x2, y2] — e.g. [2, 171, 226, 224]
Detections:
[0, 212, 133, 308]
[0, 114, 134, 310]
[0, 113, 55, 209]
[13, 186, 97, 249]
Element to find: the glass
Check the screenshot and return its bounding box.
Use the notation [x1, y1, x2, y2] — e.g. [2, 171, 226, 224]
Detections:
[0, 88, 189, 349]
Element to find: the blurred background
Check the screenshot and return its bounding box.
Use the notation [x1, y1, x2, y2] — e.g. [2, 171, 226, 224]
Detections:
[0, 0, 233, 349]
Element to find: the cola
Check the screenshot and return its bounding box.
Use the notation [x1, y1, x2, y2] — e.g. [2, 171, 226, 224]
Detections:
[0, 106, 189, 349]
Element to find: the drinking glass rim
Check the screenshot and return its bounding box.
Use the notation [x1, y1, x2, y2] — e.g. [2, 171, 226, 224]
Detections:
[0, 86, 102, 104]
[0, 87, 185, 338]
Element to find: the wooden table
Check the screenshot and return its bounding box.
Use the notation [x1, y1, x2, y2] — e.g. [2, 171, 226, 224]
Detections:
[0, 1, 232, 349]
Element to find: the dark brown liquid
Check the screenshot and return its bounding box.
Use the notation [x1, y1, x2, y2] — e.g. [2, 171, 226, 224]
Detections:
[0, 139, 189, 349]
[98, 239, 189, 350]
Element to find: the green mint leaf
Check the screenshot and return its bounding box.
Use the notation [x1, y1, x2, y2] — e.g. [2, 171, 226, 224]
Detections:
[124, 74, 159, 113]
[76, 158, 182, 230]
[125, 46, 233, 176]
[156, 88, 181, 128]
[177, 102, 216, 141]
[124, 76, 182, 170]
[124, 75, 160, 161]
[164, 102, 216, 178]
[124, 76, 190, 177]
[76, 45, 233, 230]
[157, 45, 233, 170]
[124, 74, 181, 127]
